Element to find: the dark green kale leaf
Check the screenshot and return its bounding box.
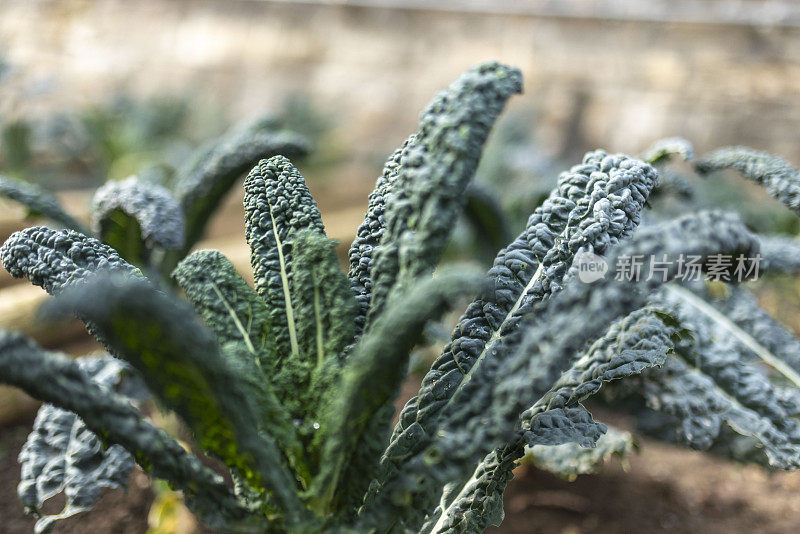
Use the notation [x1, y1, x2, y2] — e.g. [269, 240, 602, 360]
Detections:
[313, 269, 485, 515]
[359, 211, 758, 533]
[347, 138, 411, 337]
[0, 331, 258, 531]
[244, 155, 325, 361]
[363, 61, 523, 329]
[91, 176, 185, 264]
[0, 226, 139, 293]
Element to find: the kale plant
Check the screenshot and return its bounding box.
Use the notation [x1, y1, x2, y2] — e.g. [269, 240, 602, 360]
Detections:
[1, 62, 800, 534]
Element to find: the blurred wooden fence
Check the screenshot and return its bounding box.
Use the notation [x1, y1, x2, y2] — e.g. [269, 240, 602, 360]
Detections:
[259, 0, 800, 27]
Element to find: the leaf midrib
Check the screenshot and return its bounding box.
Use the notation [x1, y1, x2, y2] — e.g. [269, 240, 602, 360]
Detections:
[313, 283, 325, 369]
[268, 209, 300, 357]
[210, 282, 256, 355]
[667, 285, 800, 387]
[433, 258, 545, 420]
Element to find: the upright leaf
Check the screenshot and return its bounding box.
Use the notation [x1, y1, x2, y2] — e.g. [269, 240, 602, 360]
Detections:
[173, 249, 276, 370]
[0, 175, 90, 234]
[172, 250, 307, 478]
[364, 61, 523, 328]
[292, 230, 358, 368]
[243, 155, 325, 360]
[347, 139, 412, 336]
[313, 270, 485, 515]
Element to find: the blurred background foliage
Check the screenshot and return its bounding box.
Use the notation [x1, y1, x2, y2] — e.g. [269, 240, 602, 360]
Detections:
[0, 87, 340, 191]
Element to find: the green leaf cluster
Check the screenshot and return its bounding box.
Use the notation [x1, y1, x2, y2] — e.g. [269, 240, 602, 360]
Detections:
[1, 63, 800, 534]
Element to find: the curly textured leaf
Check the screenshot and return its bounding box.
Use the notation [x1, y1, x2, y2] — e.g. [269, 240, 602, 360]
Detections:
[665, 285, 800, 387]
[634, 358, 800, 469]
[173, 249, 276, 369]
[642, 137, 694, 165]
[348, 139, 411, 336]
[483, 213, 756, 457]
[313, 269, 485, 515]
[43, 274, 312, 529]
[623, 285, 800, 468]
[358, 211, 758, 533]
[18, 356, 134, 534]
[0, 175, 90, 234]
[365, 61, 523, 328]
[292, 230, 358, 368]
[174, 121, 309, 253]
[424, 306, 680, 534]
[526, 426, 635, 480]
[521, 307, 682, 426]
[709, 286, 800, 376]
[0, 332, 257, 531]
[524, 407, 607, 448]
[244, 156, 325, 361]
[91, 176, 185, 264]
[380, 150, 658, 497]
[696, 146, 800, 215]
[426, 424, 631, 534]
[0, 226, 139, 294]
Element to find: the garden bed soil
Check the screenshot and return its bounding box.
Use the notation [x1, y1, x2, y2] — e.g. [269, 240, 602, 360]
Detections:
[3, 414, 799, 533]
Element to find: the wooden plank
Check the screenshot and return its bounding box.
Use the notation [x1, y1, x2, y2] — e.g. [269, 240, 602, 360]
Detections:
[0, 284, 88, 347]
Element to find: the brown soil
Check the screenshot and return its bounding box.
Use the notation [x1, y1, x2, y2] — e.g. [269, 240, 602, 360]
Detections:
[3, 414, 799, 534]
[491, 441, 800, 534]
